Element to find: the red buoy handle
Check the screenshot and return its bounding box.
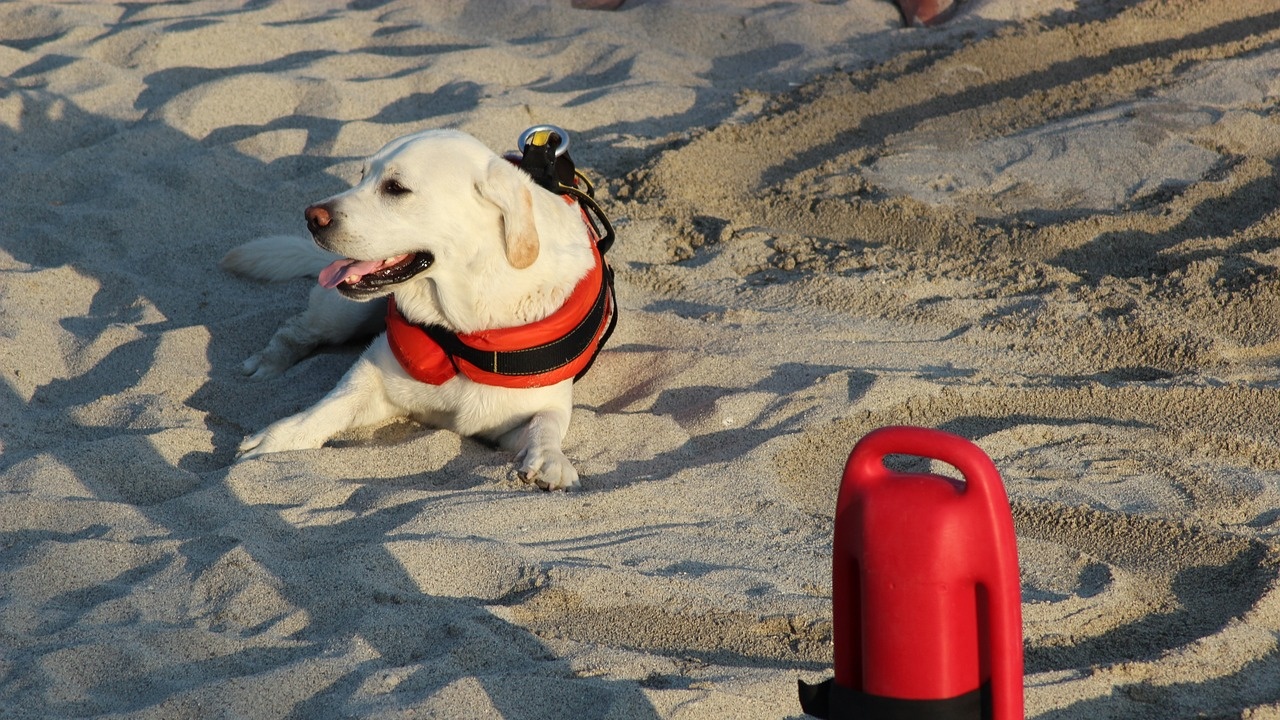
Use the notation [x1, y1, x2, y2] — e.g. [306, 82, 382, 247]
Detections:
[840, 426, 1004, 513]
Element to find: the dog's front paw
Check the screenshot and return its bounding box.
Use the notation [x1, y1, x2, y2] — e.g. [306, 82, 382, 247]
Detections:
[236, 420, 323, 461]
[516, 447, 580, 491]
[241, 350, 291, 380]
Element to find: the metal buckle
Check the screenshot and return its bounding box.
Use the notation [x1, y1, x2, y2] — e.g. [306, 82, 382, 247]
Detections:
[517, 124, 570, 158]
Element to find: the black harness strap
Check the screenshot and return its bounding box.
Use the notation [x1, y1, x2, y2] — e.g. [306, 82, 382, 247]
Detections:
[574, 261, 617, 380]
[419, 263, 613, 380]
[518, 131, 578, 193]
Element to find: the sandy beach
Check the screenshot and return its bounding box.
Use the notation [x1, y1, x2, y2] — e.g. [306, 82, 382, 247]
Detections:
[3, 0, 1280, 717]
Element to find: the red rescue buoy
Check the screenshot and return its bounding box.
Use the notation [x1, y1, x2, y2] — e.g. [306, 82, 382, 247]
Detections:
[802, 426, 1023, 719]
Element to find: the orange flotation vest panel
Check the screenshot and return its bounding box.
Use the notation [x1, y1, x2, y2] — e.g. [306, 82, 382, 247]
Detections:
[384, 214, 615, 389]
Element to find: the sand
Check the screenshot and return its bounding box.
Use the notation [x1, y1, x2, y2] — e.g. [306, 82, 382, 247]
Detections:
[2, 0, 1280, 717]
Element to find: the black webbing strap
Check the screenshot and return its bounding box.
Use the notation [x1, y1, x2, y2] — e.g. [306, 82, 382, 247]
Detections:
[571, 262, 616, 381]
[559, 182, 615, 255]
[518, 130, 578, 193]
[798, 678, 991, 720]
[418, 263, 613, 380]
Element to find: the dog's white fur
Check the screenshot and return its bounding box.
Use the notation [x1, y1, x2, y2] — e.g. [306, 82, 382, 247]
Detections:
[222, 129, 598, 490]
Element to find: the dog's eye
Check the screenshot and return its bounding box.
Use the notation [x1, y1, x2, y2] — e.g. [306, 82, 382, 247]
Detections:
[381, 179, 411, 197]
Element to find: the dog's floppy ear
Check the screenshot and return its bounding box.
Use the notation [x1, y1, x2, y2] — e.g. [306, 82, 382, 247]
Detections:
[476, 156, 540, 269]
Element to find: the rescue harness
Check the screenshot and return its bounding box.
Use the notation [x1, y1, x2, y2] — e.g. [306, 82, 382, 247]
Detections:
[384, 126, 617, 389]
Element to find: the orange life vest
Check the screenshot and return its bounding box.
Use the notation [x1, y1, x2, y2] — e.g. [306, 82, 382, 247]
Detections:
[384, 209, 615, 389]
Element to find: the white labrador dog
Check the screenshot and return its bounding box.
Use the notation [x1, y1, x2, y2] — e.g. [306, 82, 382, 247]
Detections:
[221, 129, 614, 490]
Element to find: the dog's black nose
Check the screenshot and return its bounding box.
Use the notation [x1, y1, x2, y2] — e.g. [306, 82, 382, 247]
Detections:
[305, 204, 333, 233]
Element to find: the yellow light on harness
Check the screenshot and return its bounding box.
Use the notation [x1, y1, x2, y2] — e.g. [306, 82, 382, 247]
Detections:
[528, 129, 555, 148]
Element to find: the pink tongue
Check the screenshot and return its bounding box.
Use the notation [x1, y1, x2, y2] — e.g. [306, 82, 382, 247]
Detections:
[318, 256, 408, 289]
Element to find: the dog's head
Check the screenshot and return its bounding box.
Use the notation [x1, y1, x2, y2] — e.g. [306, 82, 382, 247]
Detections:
[306, 129, 542, 301]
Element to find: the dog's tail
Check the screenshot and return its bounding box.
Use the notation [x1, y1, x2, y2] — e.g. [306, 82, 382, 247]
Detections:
[220, 235, 338, 282]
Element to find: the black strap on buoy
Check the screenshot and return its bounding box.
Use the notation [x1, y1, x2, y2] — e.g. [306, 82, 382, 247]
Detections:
[798, 678, 991, 720]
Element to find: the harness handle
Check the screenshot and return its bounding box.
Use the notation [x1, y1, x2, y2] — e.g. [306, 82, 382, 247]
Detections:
[516, 125, 616, 255]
